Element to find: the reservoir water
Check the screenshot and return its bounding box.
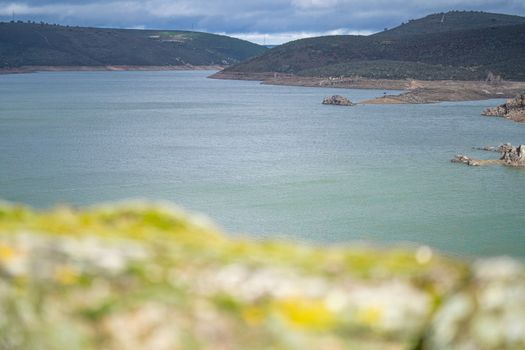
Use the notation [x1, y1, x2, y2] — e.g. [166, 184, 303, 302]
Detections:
[1, 70, 524, 257]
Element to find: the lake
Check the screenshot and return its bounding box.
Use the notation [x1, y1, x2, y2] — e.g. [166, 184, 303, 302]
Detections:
[1, 70, 524, 257]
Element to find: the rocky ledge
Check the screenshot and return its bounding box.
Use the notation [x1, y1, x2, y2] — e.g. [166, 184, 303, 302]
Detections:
[452, 143, 525, 167]
[322, 95, 354, 106]
[1, 201, 525, 350]
[501, 143, 525, 167]
[451, 154, 484, 166]
[482, 93, 525, 123]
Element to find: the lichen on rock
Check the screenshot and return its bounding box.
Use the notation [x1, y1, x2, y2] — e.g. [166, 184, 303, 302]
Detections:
[427, 257, 525, 349]
[0, 201, 523, 349]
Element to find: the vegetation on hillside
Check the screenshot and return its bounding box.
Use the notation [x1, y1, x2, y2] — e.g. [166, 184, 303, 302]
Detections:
[376, 10, 525, 37]
[0, 22, 267, 68]
[224, 11, 525, 81]
[297, 60, 487, 80]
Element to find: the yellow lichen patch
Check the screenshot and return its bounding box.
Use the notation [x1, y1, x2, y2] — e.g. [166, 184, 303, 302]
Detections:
[243, 306, 265, 326]
[273, 298, 336, 331]
[36, 206, 82, 234]
[357, 306, 383, 328]
[54, 265, 79, 285]
[0, 243, 17, 261]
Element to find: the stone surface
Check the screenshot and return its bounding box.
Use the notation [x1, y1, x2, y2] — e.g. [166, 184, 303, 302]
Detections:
[482, 93, 525, 123]
[450, 154, 488, 166]
[322, 95, 354, 106]
[426, 257, 525, 349]
[0, 201, 523, 350]
[452, 143, 524, 168]
[451, 154, 481, 166]
[500, 144, 525, 167]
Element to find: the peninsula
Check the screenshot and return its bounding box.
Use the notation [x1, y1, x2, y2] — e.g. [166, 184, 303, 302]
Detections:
[211, 11, 525, 104]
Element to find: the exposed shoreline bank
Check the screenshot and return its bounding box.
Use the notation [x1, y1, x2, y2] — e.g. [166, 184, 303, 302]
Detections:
[5, 67, 525, 109]
[210, 71, 525, 104]
[0, 65, 225, 75]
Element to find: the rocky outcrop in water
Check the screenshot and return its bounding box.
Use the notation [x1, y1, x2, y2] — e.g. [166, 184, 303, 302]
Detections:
[452, 143, 525, 167]
[322, 95, 354, 106]
[500, 143, 525, 167]
[473, 145, 505, 152]
[451, 154, 481, 166]
[482, 93, 525, 123]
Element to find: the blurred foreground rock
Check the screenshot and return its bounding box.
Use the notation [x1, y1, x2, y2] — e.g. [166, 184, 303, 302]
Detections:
[427, 258, 525, 350]
[0, 201, 523, 350]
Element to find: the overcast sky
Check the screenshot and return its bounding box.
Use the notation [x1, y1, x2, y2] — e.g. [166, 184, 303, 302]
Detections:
[1, 0, 524, 44]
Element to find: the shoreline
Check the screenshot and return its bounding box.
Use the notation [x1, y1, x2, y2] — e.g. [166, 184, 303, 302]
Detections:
[0, 65, 225, 75]
[4, 67, 525, 107]
[210, 71, 525, 104]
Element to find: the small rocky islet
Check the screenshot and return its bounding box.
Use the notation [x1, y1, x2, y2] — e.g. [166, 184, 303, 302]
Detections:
[452, 143, 525, 167]
[322, 95, 355, 106]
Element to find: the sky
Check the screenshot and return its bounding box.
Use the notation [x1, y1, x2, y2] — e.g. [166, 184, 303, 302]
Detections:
[1, 0, 525, 44]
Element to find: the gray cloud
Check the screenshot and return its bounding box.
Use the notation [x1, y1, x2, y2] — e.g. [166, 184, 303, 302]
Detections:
[1, 0, 524, 44]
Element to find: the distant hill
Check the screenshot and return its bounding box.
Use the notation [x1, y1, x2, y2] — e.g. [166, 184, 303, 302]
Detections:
[0, 22, 267, 68]
[220, 11, 525, 81]
[376, 10, 525, 37]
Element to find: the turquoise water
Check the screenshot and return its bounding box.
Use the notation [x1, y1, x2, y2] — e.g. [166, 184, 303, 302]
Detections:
[1, 70, 524, 257]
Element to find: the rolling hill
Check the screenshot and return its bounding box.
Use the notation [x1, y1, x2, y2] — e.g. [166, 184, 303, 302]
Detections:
[218, 11, 525, 81]
[376, 10, 525, 37]
[0, 22, 267, 68]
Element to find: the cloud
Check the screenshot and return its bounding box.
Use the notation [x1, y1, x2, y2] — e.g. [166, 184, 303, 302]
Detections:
[0, 0, 524, 44]
[292, 0, 340, 10]
[227, 29, 374, 45]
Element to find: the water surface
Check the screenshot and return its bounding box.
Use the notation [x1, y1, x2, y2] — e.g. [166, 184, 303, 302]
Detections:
[1, 71, 524, 257]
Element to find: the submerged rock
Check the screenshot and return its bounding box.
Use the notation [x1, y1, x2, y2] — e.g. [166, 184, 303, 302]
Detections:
[482, 93, 525, 123]
[451, 154, 480, 166]
[322, 95, 354, 106]
[474, 145, 503, 152]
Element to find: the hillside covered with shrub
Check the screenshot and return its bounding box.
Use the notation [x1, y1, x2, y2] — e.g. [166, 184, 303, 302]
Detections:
[0, 22, 267, 68]
[220, 11, 525, 81]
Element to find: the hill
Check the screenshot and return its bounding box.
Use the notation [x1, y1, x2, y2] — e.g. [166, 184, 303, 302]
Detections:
[217, 11, 525, 81]
[376, 10, 525, 37]
[0, 22, 267, 68]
